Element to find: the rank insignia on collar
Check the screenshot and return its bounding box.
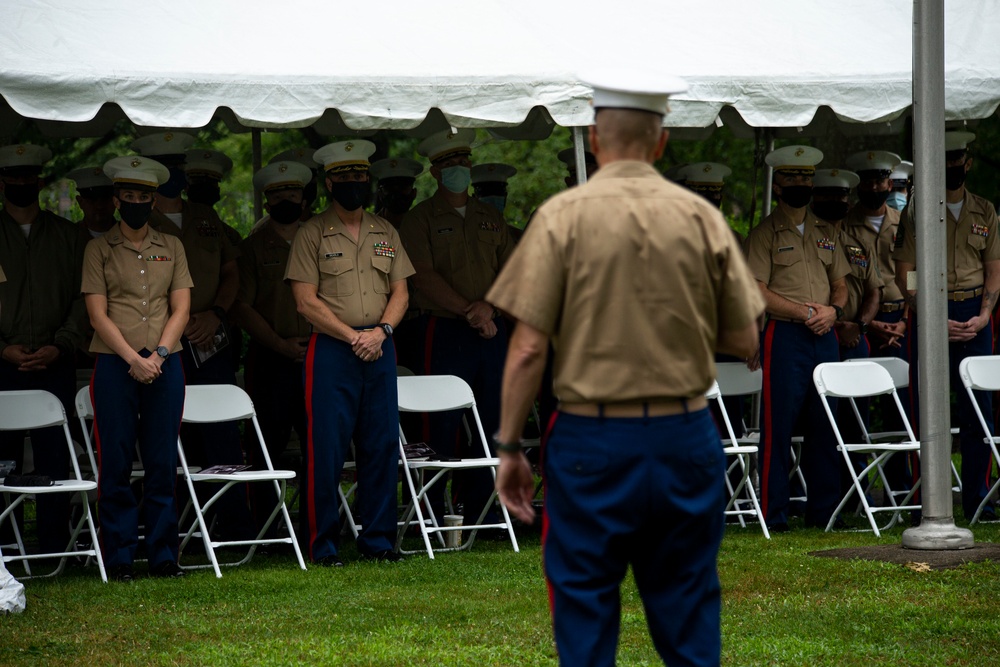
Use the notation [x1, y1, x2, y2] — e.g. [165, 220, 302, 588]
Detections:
[816, 238, 836, 251]
[146, 255, 172, 261]
[971, 223, 990, 237]
[373, 241, 396, 258]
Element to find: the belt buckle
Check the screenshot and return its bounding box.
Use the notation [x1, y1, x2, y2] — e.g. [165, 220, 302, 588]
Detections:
[952, 290, 967, 302]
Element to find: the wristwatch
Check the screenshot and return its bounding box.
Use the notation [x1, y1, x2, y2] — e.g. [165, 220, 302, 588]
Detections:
[833, 305, 845, 321]
[855, 320, 868, 335]
[377, 322, 394, 337]
[156, 345, 169, 359]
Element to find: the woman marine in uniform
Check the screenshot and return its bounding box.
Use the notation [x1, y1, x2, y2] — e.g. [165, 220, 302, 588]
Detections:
[81, 156, 193, 582]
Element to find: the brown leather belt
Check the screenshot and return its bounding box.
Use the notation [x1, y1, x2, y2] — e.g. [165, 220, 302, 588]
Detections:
[880, 300, 905, 313]
[560, 395, 708, 418]
[767, 315, 804, 324]
[948, 286, 983, 302]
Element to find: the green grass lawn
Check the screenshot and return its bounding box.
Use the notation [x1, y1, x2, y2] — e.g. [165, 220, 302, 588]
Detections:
[4, 522, 1000, 666]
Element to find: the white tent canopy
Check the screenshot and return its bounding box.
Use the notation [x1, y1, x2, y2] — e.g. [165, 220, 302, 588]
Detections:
[0, 0, 998, 138]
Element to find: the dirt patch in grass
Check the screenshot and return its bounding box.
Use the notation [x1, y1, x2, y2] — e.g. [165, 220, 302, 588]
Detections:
[811, 542, 1000, 570]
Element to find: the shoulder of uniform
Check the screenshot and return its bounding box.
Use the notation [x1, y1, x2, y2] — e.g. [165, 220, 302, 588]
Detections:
[966, 191, 995, 215]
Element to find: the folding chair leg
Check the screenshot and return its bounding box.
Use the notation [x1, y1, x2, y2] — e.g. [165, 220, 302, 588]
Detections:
[970, 479, 1000, 525]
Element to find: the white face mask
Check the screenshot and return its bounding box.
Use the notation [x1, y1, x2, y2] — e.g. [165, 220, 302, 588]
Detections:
[885, 192, 907, 211]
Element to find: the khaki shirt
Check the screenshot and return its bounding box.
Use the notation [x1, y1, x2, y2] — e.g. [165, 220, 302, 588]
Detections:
[81, 228, 193, 355]
[0, 209, 87, 357]
[487, 161, 764, 403]
[746, 207, 851, 307]
[237, 223, 311, 339]
[285, 209, 415, 328]
[399, 190, 515, 317]
[844, 205, 902, 302]
[836, 225, 883, 322]
[893, 190, 1000, 290]
[150, 201, 239, 313]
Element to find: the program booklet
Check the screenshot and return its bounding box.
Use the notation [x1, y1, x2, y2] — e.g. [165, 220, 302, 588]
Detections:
[188, 322, 230, 368]
[402, 442, 436, 461]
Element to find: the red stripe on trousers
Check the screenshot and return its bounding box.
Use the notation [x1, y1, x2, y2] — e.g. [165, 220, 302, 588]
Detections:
[88, 368, 107, 564]
[541, 411, 558, 619]
[303, 333, 319, 562]
[760, 321, 776, 519]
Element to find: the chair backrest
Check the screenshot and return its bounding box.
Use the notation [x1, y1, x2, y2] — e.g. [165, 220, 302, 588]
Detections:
[397, 375, 475, 413]
[715, 362, 762, 397]
[959, 355, 1000, 393]
[182, 384, 255, 423]
[396, 365, 415, 377]
[813, 361, 915, 446]
[0, 389, 68, 430]
[75, 385, 94, 420]
[958, 356, 1000, 441]
[705, 380, 739, 446]
[850, 356, 909, 389]
[813, 361, 895, 399]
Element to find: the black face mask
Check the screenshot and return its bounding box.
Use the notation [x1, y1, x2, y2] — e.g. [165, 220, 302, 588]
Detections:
[3, 182, 39, 207]
[778, 185, 813, 209]
[812, 200, 850, 222]
[118, 200, 154, 230]
[857, 190, 890, 210]
[269, 199, 303, 225]
[157, 167, 187, 198]
[381, 192, 416, 215]
[329, 181, 370, 211]
[187, 181, 221, 206]
[946, 164, 968, 191]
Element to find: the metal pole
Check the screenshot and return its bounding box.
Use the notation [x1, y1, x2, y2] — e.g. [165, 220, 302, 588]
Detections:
[902, 0, 973, 550]
[252, 128, 263, 223]
[572, 126, 588, 186]
[761, 132, 774, 217]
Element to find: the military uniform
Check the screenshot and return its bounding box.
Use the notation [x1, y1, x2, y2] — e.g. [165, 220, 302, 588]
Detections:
[237, 221, 312, 531]
[0, 207, 85, 553]
[489, 155, 764, 666]
[286, 139, 415, 563]
[894, 187, 1000, 517]
[399, 159, 515, 517]
[746, 192, 851, 528]
[83, 221, 192, 571]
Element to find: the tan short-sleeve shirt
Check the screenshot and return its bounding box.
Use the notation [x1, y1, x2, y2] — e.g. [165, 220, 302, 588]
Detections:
[81, 228, 193, 354]
[745, 207, 851, 306]
[285, 209, 415, 328]
[487, 160, 764, 403]
[399, 191, 515, 317]
[237, 224, 311, 339]
[844, 205, 902, 302]
[150, 201, 239, 313]
[837, 226, 884, 321]
[893, 190, 1000, 290]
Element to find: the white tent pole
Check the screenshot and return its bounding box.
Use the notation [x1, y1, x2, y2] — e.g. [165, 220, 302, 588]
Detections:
[761, 131, 774, 218]
[252, 129, 263, 223]
[572, 126, 588, 185]
[902, 0, 973, 550]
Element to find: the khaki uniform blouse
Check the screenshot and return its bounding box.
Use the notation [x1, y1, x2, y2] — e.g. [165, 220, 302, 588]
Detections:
[893, 190, 1000, 291]
[285, 209, 414, 328]
[237, 224, 311, 339]
[836, 226, 883, 322]
[81, 228, 193, 354]
[844, 205, 902, 302]
[399, 191, 515, 317]
[745, 207, 851, 307]
[487, 161, 764, 404]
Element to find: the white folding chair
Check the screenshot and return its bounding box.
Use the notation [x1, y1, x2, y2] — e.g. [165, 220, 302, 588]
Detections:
[851, 357, 961, 493]
[706, 381, 769, 538]
[716, 362, 807, 503]
[0, 390, 106, 582]
[394, 375, 519, 559]
[176, 385, 306, 577]
[958, 355, 1000, 524]
[813, 361, 921, 536]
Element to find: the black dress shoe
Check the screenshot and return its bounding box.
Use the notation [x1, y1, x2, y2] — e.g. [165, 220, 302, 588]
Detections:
[317, 555, 345, 567]
[109, 564, 134, 583]
[767, 522, 790, 533]
[362, 549, 405, 563]
[150, 561, 186, 578]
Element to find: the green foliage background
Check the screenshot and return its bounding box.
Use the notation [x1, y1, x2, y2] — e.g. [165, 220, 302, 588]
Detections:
[11, 112, 1000, 239]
